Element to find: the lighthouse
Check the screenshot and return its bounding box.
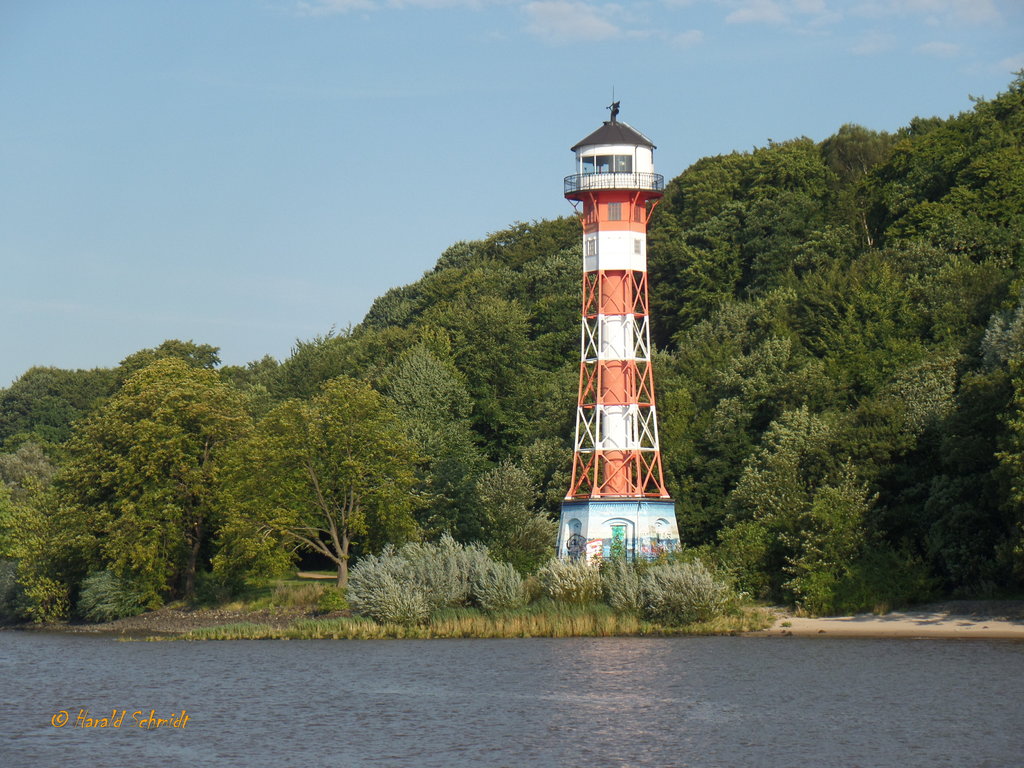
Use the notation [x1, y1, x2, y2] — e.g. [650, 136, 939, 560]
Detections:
[557, 103, 682, 562]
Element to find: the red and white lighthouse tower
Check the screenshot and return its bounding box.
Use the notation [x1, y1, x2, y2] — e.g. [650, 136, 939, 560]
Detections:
[557, 103, 681, 561]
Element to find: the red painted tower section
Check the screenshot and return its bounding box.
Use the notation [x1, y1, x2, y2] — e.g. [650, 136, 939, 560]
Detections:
[565, 187, 669, 498]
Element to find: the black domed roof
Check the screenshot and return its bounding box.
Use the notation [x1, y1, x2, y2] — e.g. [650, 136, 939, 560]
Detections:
[571, 119, 656, 152]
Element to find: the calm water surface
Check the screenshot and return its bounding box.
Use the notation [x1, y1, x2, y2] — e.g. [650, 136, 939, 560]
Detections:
[1, 632, 1022, 767]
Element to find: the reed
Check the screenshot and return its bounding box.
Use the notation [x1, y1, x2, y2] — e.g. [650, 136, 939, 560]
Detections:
[174, 622, 279, 641]
[217, 578, 334, 612]
[158, 604, 773, 641]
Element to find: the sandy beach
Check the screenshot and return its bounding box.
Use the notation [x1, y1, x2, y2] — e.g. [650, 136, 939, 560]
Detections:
[753, 601, 1024, 639]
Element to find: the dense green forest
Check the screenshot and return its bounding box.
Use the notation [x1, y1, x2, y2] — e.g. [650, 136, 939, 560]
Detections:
[2, 77, 1022, 621]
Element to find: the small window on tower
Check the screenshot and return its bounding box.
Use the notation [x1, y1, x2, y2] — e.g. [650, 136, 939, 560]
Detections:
[607, 202, 622, 221]
[634, 238, 642, 255]
[634, 203, 644, 222]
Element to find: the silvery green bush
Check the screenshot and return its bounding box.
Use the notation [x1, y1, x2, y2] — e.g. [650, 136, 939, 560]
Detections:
[640, 560, 733, 626]
[399, 534, 492, 611]
[472, 560, 527, 613]
[537, 558, 602, 604]
[349, 536, 509, 623]
[347, 550, 430, 626]
[601, 558, 643, 614]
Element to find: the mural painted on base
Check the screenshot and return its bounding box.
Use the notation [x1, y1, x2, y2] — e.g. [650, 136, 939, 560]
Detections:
[558, 500, 678, 563]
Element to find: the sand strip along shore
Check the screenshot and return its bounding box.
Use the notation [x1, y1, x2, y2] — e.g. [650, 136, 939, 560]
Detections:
[752, 603, 1024, 640]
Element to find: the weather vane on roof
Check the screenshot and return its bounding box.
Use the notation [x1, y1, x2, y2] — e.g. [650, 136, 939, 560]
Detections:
[608, 99, 620, 123]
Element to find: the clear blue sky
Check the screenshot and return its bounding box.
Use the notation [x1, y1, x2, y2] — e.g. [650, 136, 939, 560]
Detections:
[2, 0, 1022, 386]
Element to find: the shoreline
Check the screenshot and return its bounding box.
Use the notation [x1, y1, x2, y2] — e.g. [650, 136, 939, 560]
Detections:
[750, 601, 1024, 640]
[5, 600, 1024, 641]
[0, 606, 315, 637]
[3, 604, 772, 640]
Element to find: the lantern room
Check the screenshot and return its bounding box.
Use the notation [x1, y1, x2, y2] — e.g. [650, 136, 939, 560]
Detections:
[564, 106, 663, 197]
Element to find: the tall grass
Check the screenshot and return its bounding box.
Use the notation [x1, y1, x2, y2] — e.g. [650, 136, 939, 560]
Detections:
[154, 603, 773, 641]
[216, 578, 340, 612]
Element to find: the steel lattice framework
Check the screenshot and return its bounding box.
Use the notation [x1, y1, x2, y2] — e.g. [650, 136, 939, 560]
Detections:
[564, 185, 670, 500]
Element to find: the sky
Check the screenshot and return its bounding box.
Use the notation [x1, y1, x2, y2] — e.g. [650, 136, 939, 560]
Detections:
[2, 0, 1023, 387]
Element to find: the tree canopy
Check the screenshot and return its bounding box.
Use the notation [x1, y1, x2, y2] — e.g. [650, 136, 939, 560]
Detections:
[218, 377, 421, 587]
[59, 358, 251, 606]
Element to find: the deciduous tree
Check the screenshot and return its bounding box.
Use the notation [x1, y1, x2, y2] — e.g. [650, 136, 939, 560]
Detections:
[61, 358, 251, 604]
[219, 377, 420, 587]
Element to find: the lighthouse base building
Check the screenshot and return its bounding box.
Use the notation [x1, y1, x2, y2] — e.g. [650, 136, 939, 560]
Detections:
[557, 105, 681, 563]
[558, 499, 679, 562]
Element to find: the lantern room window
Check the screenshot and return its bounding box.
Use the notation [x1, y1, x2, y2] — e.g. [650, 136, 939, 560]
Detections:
[581, 155, 633, 174]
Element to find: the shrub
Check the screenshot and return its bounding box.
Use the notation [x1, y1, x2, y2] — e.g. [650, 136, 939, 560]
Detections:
[315, 586, 348, 614]
[715, 520, 774, 599]
[640, 560, 733, 626]
[399, 535, 492, 611]
[472, 561, 527, 613]
[22, 577, 70, 623]
[0, 559, 24, 620]
[601, 559, 643, 614]
[349, 537, 518, 623]
[787, 567, 840, 616]
[521, 574, 542, 603]
[347, 551, 430, 626]
[537, 558, 602, 604]
[194, 569, 233, 605]
[270, 581, 324, 608]
[77, 570, 146, 623]
[829, 547, 937, 615]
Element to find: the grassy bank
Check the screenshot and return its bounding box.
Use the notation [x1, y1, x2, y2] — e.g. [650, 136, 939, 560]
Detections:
[207, 573, 340, 611]
[146, 602, 772, 641]
[135, 563, 775, 641]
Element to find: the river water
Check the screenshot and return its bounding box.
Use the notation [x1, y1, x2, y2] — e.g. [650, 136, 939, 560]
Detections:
[1, 631, 1022, 767]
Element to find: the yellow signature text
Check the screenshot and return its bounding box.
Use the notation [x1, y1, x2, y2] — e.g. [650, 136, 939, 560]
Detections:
[51, 709, 190, 729]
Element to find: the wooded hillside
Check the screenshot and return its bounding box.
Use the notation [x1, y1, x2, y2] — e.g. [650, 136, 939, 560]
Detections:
[2, 76, 1022, 619]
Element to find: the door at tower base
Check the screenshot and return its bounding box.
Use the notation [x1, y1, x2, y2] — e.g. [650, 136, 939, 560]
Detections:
[557, 500, 680, 563]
